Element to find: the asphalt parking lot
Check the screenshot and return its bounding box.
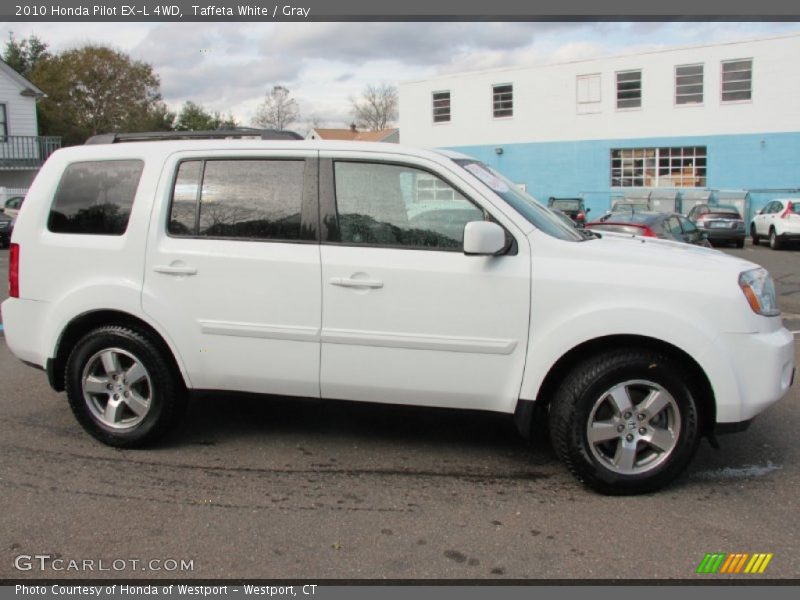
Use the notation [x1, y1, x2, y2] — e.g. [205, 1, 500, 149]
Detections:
[0, 241, 798, 580]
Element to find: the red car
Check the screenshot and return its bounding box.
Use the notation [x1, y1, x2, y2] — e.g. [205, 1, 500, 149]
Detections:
[586, 211, 712, 246]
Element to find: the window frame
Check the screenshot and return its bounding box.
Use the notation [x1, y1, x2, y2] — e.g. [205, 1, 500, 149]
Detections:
[0, 103, 8, 140]
[432, 90, 451, 124]
[674, 63, 704, 107]
[319, 157, 516, 254]
[576, 73, 602, 115]
[720, 58, 753, 104]
[165, 156, 319, 244]
[610, 146, 707, 188]
[491, 83, 514, 119]
[615, 69, 642, 111]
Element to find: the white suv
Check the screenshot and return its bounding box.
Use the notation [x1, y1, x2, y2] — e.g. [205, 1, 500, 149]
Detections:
[750, 198, 800, 250]
[2, 135, 795, 494]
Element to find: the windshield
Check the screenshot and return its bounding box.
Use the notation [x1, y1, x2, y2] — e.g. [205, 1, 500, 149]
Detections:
[452, 159, 584, 242]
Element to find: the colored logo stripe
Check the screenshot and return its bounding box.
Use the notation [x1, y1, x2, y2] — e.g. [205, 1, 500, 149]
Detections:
[697, 552, 773, 574]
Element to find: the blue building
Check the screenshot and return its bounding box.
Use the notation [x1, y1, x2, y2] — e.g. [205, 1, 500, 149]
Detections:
[399, 33, 800, 220]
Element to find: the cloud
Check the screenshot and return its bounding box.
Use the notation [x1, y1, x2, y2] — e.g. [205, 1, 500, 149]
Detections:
[3, 21, 798, 127]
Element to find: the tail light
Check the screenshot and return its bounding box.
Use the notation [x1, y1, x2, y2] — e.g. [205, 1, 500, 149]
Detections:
[577, 211, 585, 221]
[642, 226, 657, 237]
[9, 243, 19, 298]
[781, 201, 794, 218]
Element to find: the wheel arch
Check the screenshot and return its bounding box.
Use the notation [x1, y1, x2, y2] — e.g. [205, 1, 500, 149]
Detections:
[50, 309, 189, 392]
[517, 334, 716, 436]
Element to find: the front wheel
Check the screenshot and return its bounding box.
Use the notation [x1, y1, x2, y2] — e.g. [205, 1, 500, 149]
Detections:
[549, 348, 701, 494]
[65, 326, 186, 447]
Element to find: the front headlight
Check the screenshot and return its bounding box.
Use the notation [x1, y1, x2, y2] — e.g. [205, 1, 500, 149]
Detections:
[738, 268, 780, 317]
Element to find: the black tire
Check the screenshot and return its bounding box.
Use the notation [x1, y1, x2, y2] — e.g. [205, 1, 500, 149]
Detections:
[769, 228, 782, 250]
[750, 225, 759, 245]
[65, 326, 187, 447]
[549, 348, 701, 495]
[735, 239, 745, 249]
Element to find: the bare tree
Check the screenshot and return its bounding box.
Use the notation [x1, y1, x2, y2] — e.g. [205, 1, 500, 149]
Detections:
[252, 85, 300, 131]
[351, 84, 398, 131]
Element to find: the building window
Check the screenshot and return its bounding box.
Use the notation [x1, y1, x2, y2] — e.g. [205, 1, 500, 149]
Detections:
[0, 104, 7, 139]
[675, 64, 704, 105]
[492, 84, 513, 118]
[576, 74, 601, 114]
[721, 59, 752, 102]
[432, 91, 451, 123]
[610, 147, 706, 188]
[616, 70, 642, 109]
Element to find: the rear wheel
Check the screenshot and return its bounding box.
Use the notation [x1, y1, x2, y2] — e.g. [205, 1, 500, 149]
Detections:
[65, 326, 186, 447]
[769, 228, 782, 250]
[549, 348, 701, 495]
[735, 239, 745, 249]
[750, 224, 759, 245]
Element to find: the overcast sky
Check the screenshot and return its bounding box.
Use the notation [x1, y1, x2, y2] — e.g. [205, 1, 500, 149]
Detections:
[1, 21, 798, 132]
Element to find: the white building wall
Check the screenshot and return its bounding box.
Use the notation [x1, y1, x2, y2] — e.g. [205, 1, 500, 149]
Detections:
[400, 33, 800, 147]
[0, 73, 39, 138]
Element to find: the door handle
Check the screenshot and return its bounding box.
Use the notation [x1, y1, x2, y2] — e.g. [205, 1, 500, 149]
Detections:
[154, 265, 198, 276]
[329, 277, 383, 289]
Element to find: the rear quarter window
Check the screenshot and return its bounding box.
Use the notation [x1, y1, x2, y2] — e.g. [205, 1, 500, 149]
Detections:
[47, 160, 144, 235]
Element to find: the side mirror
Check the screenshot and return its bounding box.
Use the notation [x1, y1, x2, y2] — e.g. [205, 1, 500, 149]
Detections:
[463, 221, 506, 256]
[585, 207, 591, 213]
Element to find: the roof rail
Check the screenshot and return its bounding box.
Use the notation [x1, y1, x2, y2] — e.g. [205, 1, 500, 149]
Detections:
[84, 128, 303, 145]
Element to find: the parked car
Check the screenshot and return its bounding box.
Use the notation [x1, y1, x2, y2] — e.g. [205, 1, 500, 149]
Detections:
[586, 211, 712, 247]
[686, 204, 746, 248]
[547, 197, 589, 227]
[3, 195, 24, 219]
[750, 198, 800, 250]
[0, 211, 13, 248]
[2, 133, 794, 495]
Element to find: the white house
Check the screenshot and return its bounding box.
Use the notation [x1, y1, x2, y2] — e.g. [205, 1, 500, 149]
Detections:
[0, 59, 60, 203]
[399, 32, 800, 219]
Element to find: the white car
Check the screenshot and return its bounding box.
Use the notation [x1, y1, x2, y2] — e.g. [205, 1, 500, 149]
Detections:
[750, 198, 800, 249]
[1, 135, 795, 494]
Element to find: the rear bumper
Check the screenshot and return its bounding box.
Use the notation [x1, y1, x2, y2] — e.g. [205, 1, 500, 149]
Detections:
[705, 230, 745, 241]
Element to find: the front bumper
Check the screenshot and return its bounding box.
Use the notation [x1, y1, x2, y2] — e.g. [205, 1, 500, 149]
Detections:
[715, 327, 795, 424]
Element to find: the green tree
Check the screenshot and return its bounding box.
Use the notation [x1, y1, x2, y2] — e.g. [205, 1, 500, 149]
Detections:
[174, 101, 238, 131]
[30, 45, 168, 145]
[2, 33, 50, 78]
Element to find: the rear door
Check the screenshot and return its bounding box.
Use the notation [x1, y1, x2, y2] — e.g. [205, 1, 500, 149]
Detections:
[142, 150, 322, 397]
[755, 201, 777, 235]
[317, 152, 530, 412]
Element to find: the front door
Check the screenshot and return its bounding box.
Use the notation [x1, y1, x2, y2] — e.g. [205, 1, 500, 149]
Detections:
[318, 154, 530, 412]
[142, 150, 322, 397]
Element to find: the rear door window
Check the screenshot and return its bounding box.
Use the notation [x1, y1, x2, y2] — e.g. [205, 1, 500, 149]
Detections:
[48, 160, 144, 235]
[168, 159, 309, 241]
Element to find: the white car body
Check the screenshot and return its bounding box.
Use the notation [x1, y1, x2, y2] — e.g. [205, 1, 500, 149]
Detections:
[1, 139, 794, 492]
[751, 198, 800, 248]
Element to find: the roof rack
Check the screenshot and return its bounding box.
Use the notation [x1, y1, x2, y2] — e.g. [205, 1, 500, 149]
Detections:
[85, 128, 303, 145]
